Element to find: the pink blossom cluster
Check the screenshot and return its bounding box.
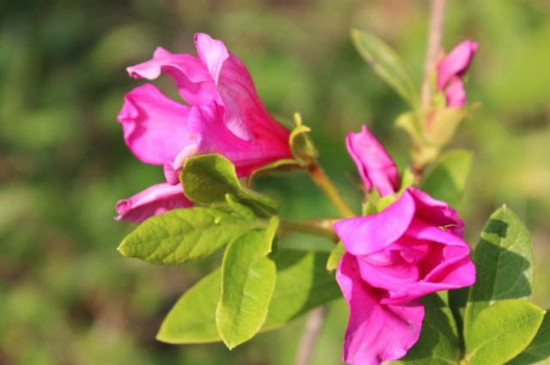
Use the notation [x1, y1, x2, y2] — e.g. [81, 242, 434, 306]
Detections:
[115, 34, 477, 364]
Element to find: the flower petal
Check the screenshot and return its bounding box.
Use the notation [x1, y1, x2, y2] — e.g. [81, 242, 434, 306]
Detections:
[127, 47, 218, 105]
[334, 190, 416, 256]
[194, 33, 290, 144]
[346, 125, 400, 196]
[190, 102, 291, 177]
[444, 77, 467, 108]
[194, 33, 230, 85]
[117, 84, 199, 166]
[408, 187, 464, 236]
[337, 254, 424, 365]
[115, 183, 193, 223]
[437, 40, 478, 89]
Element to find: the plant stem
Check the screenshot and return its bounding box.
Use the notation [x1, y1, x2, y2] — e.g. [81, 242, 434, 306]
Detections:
[279, 219, 338, 243]
[421, 0, 446, 110]
[295, 306, 327, 365]
[307, 162, 355, 218]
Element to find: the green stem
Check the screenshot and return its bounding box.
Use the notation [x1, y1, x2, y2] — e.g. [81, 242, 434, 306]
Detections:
[307, 162, 355, 218]
[279, 219, 338, 243]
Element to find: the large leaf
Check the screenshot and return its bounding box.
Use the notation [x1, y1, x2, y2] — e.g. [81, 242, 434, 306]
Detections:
[351, 29, 419, 107]
[420, 149, 472, 207]
[216, 226, 277, 349]
[156, 250, 340, 344]
[507, 310, 550, 365]
[118, 207, 265, 264]
[464, 206, 534, 330]
[181, 154, 279, 216]
[395, 294, 460, 365]
[465, 300, 544, 365]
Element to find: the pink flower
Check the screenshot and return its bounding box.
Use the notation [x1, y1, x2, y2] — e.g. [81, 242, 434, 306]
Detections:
[116, 33, 293, 223]
[118, 33, 292, 183]
[346, 125, 400, 196]
[334, 188, 475, 364]
[437, 40, 478, 108]
[115, 183, 193, 223]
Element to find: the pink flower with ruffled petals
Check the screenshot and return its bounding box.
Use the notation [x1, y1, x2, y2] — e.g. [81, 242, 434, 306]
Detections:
[346, 125, 400, 196]
[118, 33, 292, 183]
[437, 40, 478, 108]
[115, 183, 193, 223]
[334, 188, 475, 364]
[116, 33, 293, 223]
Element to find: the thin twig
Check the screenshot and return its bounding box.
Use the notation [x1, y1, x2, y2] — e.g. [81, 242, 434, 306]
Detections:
[421, 0, 447, 110]
[307, 162, 355, 218]
[295, 306, 328, 365]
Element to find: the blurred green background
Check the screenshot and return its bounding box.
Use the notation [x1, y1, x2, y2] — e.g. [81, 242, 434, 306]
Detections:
[1, 0, 549, 364]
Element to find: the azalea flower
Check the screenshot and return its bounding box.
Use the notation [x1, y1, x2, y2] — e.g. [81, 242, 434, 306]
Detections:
[116, 33, 292, 222]
[436, 40, 478, 108]
[335, 188, 475, 365]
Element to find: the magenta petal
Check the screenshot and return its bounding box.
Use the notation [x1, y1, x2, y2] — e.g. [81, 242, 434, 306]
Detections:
[199, 35, 289, 143]
[444, 77, 467, 108]
[408, 188, 464, 236]
[194, 33, 230, 85]
[437, 40, 479, 89]
[115, 183, 193, 223]
[346, 125, 400, 196]
[337, 254, 424, 365]
[190, 102, 291, 177]
[127, 47, 217, 105]
[334, 190, 416, 256]
[117, 84, 200, 166]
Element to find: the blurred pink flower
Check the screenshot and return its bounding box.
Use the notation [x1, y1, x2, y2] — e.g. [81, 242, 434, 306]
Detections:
[115, 183, 193, 223]
[334, 188, 475, 364]
[437, 40, 478, 108]
[116, 33, 292, 222]
[346, 125, 400, 196]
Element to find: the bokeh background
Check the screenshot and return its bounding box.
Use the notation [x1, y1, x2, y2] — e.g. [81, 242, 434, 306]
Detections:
[1, 0, 549, 364]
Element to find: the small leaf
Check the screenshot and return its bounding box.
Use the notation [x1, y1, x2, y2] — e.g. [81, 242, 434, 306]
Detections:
[465, 300, 544, 365]
[326, 242, 344, 271]
[216, 229, 277, 349]
[181, 154, 279, 216]
[156, 270, 221, 344]
[118, 207, 264, 264]
[351, 29, 419, 107]
[420, 149, 473, 206]
[156, 250, 340, 344]
[395, 294, 460, 365]
[507, 310, 550, 365]
[464, 206, 534, 329]
[425, 108, 468, 147]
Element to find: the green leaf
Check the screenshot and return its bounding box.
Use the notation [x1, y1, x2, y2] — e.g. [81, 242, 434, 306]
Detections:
[181, 154, 279, 216]
[465, 300, 544, 365]
[507, 310, 550, 365]
[156, 269, 221, 344]
[262, 250, 340, 330]
[216, 229, 277, 349]
[156, 250, 340, 344]
[420, 149, 473, 206]
[464, 206, 534, 329]
[395, 294, 460, 365]
[118, 207, 265, 264]
[351, 29, 419, 107]
[326, 242, 344, 271]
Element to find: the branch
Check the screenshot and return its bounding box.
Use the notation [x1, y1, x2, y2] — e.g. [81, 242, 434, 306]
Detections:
[294, 306, 327, 365]
[421, 0, 447, 110]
